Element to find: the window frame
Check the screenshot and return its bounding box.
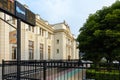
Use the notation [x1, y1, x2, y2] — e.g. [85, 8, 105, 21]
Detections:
[28, 40, 34, 60]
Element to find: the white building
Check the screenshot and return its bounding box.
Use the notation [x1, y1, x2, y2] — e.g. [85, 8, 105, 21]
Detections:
[0, 11, 79, 63]
[53, 21, 79, 60]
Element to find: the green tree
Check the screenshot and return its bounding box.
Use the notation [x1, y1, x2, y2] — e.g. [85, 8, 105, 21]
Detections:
[77, 1, 120, 63]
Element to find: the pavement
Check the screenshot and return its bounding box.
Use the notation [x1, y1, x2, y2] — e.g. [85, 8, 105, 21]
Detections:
[46, 68, 86, 80]
[1, 66, 86, 80]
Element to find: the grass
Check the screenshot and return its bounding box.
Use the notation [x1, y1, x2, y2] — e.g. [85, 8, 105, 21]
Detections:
[87, 69, 119, 74]
[86, 69, 120, 80]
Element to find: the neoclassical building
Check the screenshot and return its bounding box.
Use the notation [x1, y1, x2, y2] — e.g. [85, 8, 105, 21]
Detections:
[0, 11, 79, 63]
[53, 22, 79, 60]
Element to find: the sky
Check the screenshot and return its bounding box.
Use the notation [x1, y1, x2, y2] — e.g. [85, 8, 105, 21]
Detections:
[17, 0, 117, 37]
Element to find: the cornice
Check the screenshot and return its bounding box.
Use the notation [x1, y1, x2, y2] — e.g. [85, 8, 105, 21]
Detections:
[36, 19, 54, 33]
[54, 29, 74, 40]
[36, 19, 74, 40]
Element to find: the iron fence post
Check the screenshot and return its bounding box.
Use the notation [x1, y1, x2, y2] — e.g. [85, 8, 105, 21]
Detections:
[82, 63, 83, 80]
[35, 60, 37, 73]
[119, 61, 120, 80]
[43, 60, 46, 80]
[2, 60, 4, 80]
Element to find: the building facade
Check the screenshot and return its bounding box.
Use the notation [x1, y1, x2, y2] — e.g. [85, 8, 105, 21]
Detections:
[53, 21, 79, 60]
[0, 11, 79, 63]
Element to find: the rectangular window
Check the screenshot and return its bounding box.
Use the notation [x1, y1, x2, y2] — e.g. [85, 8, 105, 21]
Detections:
[48, 46, 51, 60]
[57, 39, 59, 44]
[48, 32, 51, 39]
[29, 40, 34, 60]
[39, 27, 41, 35]
[9, 16, 16, 24]
[68, 39, 70, 44]
[40, 43, 44, 60]
[32, 27, 34, 32]
[42, 29, 44, 36]
[12, 47, 17, 59]
[57, 49, 59, 54]
[39, 28, 46, 37]
[11, 17, 16, 24]
[28, 25, 31, 31]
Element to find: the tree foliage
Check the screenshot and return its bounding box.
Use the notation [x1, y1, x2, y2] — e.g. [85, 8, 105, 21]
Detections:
[77, 1, 120, 62]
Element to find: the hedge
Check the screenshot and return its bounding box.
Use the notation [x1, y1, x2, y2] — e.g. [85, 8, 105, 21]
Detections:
[86, 69, 120, 80]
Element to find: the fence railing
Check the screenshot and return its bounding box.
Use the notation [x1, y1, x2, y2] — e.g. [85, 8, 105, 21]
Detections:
[2, 60, 120, 80]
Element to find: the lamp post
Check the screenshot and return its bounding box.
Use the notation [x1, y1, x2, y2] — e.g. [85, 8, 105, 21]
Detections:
[17, 19, 21, 80]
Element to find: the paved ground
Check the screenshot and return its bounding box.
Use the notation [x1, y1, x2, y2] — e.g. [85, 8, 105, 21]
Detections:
[1, 66, 86, 80]
[46, 68, 86, 80]
[21, 68, 86, 80]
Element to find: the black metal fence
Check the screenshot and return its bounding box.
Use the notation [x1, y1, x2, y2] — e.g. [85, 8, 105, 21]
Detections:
[2, 60, 120, 80]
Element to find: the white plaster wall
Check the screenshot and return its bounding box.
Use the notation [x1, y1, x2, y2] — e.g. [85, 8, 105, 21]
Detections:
[53, 32, 64, 59]
[0, 17, 10, 62]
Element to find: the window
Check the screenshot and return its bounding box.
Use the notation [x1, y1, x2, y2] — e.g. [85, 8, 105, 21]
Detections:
[39, 28, 45, 36]
[48, 46, 51, 60]
[12, 17, 16, 24]
[48, 32, 51, 39]
[12, 47, 17, 59]
[68, 55, 71, 60]
[57, 39, 59, 44]
[39, 27, 41, 35]
[8, 17, 16, 24]
[68, 39, 70, 44]
[42, 29, 44, 36]
[29, 41, 34, 60]
[57, 49, 59, 54]
[28, 25, 31, 31]
[40, 43, 44, 60]
[32, 27, 34, 32]
[28, 25, 34, 32]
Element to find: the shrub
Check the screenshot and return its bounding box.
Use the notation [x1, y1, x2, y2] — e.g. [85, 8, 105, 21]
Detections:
[86, 69, 119, 80]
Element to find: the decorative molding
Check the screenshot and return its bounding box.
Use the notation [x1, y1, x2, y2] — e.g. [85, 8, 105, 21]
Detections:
[36, 19, 54, 33]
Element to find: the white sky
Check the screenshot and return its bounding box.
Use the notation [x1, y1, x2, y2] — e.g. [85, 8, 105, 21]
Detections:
[18, 0, 117, 37]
